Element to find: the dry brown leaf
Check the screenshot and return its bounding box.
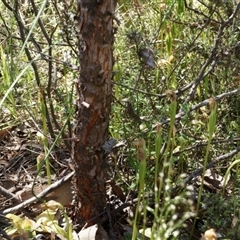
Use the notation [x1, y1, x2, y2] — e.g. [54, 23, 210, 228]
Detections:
[202, 169, 225, 191]
[18, 177, 73, 208]
[0, 126, 17, 141]
[106, 180, 126, 202]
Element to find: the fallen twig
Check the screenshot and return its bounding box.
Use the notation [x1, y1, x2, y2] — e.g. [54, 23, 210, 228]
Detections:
[183, 146, 240, 185]
[1, 171, 74, 215]
[0, 185, 20, 203]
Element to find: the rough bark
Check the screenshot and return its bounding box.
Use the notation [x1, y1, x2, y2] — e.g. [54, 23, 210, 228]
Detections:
[72, 0, 115, 226]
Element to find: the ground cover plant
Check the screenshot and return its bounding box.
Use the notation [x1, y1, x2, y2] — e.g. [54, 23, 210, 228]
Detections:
[0, 0, 240, 239]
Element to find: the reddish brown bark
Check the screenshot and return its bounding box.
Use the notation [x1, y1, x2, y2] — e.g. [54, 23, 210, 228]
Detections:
[72, 0, 115, 226]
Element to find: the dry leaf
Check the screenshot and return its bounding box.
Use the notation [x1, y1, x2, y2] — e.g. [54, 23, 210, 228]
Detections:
[78, 224, 109, 240]
[200, 228, 222, 240]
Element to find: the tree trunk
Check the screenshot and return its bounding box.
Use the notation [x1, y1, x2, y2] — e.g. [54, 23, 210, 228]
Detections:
[72, 0, 115, 226]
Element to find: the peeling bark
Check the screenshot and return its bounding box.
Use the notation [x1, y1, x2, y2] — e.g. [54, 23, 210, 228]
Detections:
[72, 0, 115, 226]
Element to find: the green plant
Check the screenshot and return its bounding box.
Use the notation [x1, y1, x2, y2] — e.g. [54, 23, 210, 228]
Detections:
[5, 200, 73, 240]
[200, 192, 240, 239]
[5, 214, 37, 239]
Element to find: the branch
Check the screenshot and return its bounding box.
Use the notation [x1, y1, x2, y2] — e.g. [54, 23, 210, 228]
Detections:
[1, 171, 74, 215]
[0, 185, 20, 203]
[158, 87, 240, 126]
[173, 136, 240, 156]
[184, 2, 240, 103]
[183, 146, 240, 185]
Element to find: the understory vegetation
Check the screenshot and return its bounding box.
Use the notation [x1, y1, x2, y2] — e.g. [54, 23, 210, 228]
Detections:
[0, 0, 240, 239]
